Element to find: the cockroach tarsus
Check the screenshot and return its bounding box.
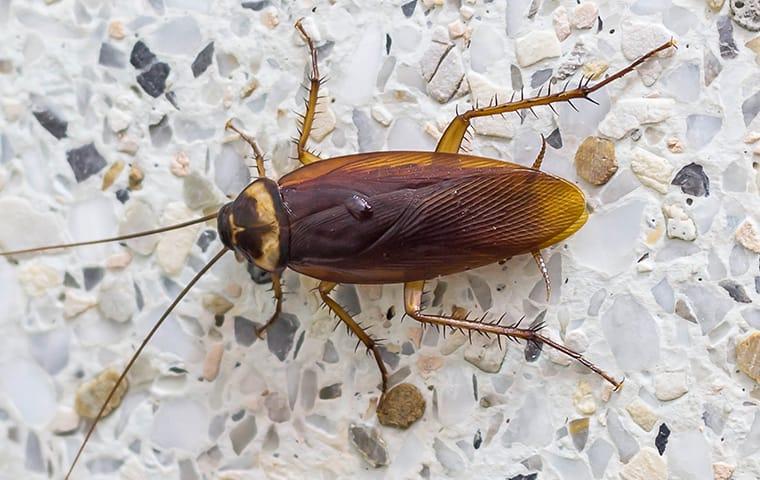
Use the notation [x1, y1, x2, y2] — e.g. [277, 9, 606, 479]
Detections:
[0, 17, 677, 478]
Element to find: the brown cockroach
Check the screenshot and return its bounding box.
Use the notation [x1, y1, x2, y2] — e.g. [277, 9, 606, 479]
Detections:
[0, 18, 676, 478]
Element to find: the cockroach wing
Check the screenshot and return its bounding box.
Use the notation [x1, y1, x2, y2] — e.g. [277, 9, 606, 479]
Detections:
[279, 152, 587, 284]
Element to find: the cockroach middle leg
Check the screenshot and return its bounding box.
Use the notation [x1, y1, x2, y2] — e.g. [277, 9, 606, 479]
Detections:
[531, 250, 551, 301]
[532, 134, 547, 170]
[293, 18, 324, 166]
[435, 40, 677, 154]
[256, 272, 283, 338]
[403, 281, 623, 390]
[225, 120, 267, 177]
[318, 281, 389, 394]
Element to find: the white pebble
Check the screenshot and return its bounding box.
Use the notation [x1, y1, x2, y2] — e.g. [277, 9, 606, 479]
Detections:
[370, 105, 393, 126]
[105, 251, 133, 269]
[620, 448, 667, 480]
[448, 20, 466, 39]
[63, 289, 97, 318]
[625, 398, 658, 431]
[571, 2, 599, 29]
[598, 98, 675, 139]
[654, 370, 688, 401]
[170, 151, 191, 177]
[49, 406, 80, 434]
[119, 200, 159, 256]
[553, 6, 571, 41]
[156, 203, 201, 276]
[467, 72, 516, 139]
[735, 221, 760, 253]
[18, 262, 62, 297]
[515, 30, 561, 67]
[107, 106, 131, 132]
[463, 337, 506, 373]
[744, 131, 760, 144]
[98, 276, 137, 323]
[663, 204, 697, 241]
[630, 148, 673, 194]
[460, 6, 475, 20]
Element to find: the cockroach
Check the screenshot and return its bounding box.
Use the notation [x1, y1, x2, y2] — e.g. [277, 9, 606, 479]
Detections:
[0, 18, 676, 478]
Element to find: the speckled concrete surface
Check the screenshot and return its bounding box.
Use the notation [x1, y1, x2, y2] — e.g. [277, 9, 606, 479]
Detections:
[2, 0, 760, 479]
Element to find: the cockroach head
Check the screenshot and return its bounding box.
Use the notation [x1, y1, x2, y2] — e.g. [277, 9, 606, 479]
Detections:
[217, 178, 289, 272]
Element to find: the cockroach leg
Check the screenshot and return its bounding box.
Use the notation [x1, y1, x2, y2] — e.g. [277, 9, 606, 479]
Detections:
[256, 272, 283, 338]
[435, 39, 677, 154]
[532, 134, 547, 171]
[403, 281, 623, 390]
[531, 250, 551, 301]
[318, 281, 389, 394]
[293, 18, 323, 166]
[225, 120, 267, 178]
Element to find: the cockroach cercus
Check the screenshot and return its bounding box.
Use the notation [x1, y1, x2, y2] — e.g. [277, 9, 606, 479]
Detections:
[0, 18, 676, 478]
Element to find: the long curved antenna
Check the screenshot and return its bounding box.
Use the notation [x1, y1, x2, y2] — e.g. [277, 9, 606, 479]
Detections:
[64, 247, 228, 480]
[0, 212, 218, 257]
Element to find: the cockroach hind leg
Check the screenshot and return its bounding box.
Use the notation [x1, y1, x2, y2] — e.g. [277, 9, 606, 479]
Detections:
[318, 281, 389, 394]
[532, 134, 547, 171]
[531, 250, 551, 301]
[256, 272, 283, 339]
[403, 281, 621, 389]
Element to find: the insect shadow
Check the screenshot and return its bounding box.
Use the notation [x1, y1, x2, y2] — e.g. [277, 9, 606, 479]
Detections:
[0, 17, 677, 478]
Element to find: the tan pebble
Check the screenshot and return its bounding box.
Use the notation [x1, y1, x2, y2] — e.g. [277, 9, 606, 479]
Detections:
[424, 122, 442, 139]
[416, 354, 444, 377]
[553, 6, 571, 42]
[736, 332, 760, 383]
[170, 152, 191, 177]
[63, 290, 97, 318]
[377, 383, 425, 429]
[224, 282, 242, 298]
[240, 78, 259, 99]
[747, 36, 760, 57]
[203, 343, 224, 381]
[707, 0, 726, 11]
[18, 262, 62, 296]
[128, 165, 144, 190]
[667, 137, 684, 153]
[261, 7, 279, 28]
[105, 251, 133, 269]
[712, 462, 735, 480]
[448, 20, 466, 38]
[101, 160, 125, 190]
[118, 136, 139, 155]
[2, 98, 24, 121]
[736, 221, 760, 253]
[600, 383, 614, 402]
[571, 2, 599, 29]
[621, 447, 667, 480]
[582, 60, 609, 80]
[385, 343, 401, 354]
[573, 380, 597, 414]
[75, 368, 128, 419]
[574, 136, 618, 185]
[108, 21, 126, 40]
[625, 398, 658, 431]
[203, 293, 234, 315]
[744, 130, 760, 144]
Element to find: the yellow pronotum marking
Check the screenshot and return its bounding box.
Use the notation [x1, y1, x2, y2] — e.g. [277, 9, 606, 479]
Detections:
[243, 181, 281, 271]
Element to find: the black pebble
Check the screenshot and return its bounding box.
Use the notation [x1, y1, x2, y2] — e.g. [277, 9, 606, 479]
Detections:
[671, 163, 710, 197]
[192, 42, 215, 78]
[546, 127, 563, 149]
[655, 423, 670, 455]
[385, 34, 392, 55]
[137, 62, 170, 98]
[66, 143, 106, 182]
[473, 429, 482, 449]
[130, 40, 157, 69]
[197, 230, 218, 252]
[83, 267, 105, 291]
[234, 316, 258, 347]
[508, 475, 537, 480]
[99, 43, 126, 69]
[719, 279, 752, 303]
[63, 272, 81, 289]
[401, 0, 416, 17]
[33, 110, 68, 140]
[241, 0, 270, 10]
[318, 383, 342, 400]
[247, 262, 272, 284]
[115, 189, 130, 203]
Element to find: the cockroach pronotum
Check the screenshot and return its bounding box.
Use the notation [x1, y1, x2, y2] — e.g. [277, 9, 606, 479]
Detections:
[0, 18, 676, 478]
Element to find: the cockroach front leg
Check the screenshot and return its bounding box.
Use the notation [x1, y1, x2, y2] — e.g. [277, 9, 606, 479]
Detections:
[293, 18, 324, 166]
[435, 40, 677, 154]
[226, 120, 267, 178]
[318, 281, 389, 393]
[256, 272, 283, 338]
[403, 281, 623, 390]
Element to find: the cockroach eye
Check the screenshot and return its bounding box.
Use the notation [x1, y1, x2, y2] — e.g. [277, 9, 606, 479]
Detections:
[344, 193, 373, 220]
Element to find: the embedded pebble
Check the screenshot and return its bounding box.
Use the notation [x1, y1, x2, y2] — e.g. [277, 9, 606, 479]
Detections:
[662, 204, 697, 241]
[718, 15, 739, 59]
[191, 42, 214, 78]
[33, 110, 67, 139]
[183, 171, 221, 210]
[370, 105, 393, 126]
[108, 21, 126, 40]
[574, 136, 618, 185]
[155, 203, 202, 275]
[654, 370, 688, 400]
[105, 251, 132, 269]
[553, 7, 571, 42]
[202, 294, 234, 315]
[101, 160, 125, 190]
[75, 368, 128, 419]
[736, 221, 760, 253]
[377, 383, 425, 429]
[119, 200, 159, 255]
[572, 380, 596, 415]
[568, 417, 589, 451]
[63, 289, 97, 318]
[655, 423, 670, 454]
[598, 98, 675, 140]
[66, 143, 107, 183]
[515, 31, 561, 67]
[50, 406, 80, 435]
[736, 332, 760, 382]
[202, 343, 223, 381]
[349, 424, 390, 468]
[687, 114, 723, 150]
[719, 279, 752, 303]
[170, 152, 190, 177]
[630, 148, 673, 194]
[128, 165, 144, 190]
[672, 163, 710, 196]
[18, 262, 62, 296]
[730, 0, 760, 31]
[571, 2, 599, 29]
[709, 0, 726, 11]
[467, 72, 516, 139]
[620, 447, 667, 480]
[463, 337, 506, 373]
[626, 398, 658, 431]
[266, 313, 300, 361]
[713, 462, 736, 480]
[98, 277, 137, 322]
[621, 22, 675, 85]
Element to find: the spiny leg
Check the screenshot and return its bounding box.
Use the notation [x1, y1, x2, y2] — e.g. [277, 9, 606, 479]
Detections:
[318, 281, 389, 393]
[293, 18, 323, 165]
[226, 120, 267, 177]
[435, 40, 676, 154]
[532, 251, 550, 301]
[403, 281, 622, 389]
[532, 134, 547, 170]
[256, 272, 283, 338]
